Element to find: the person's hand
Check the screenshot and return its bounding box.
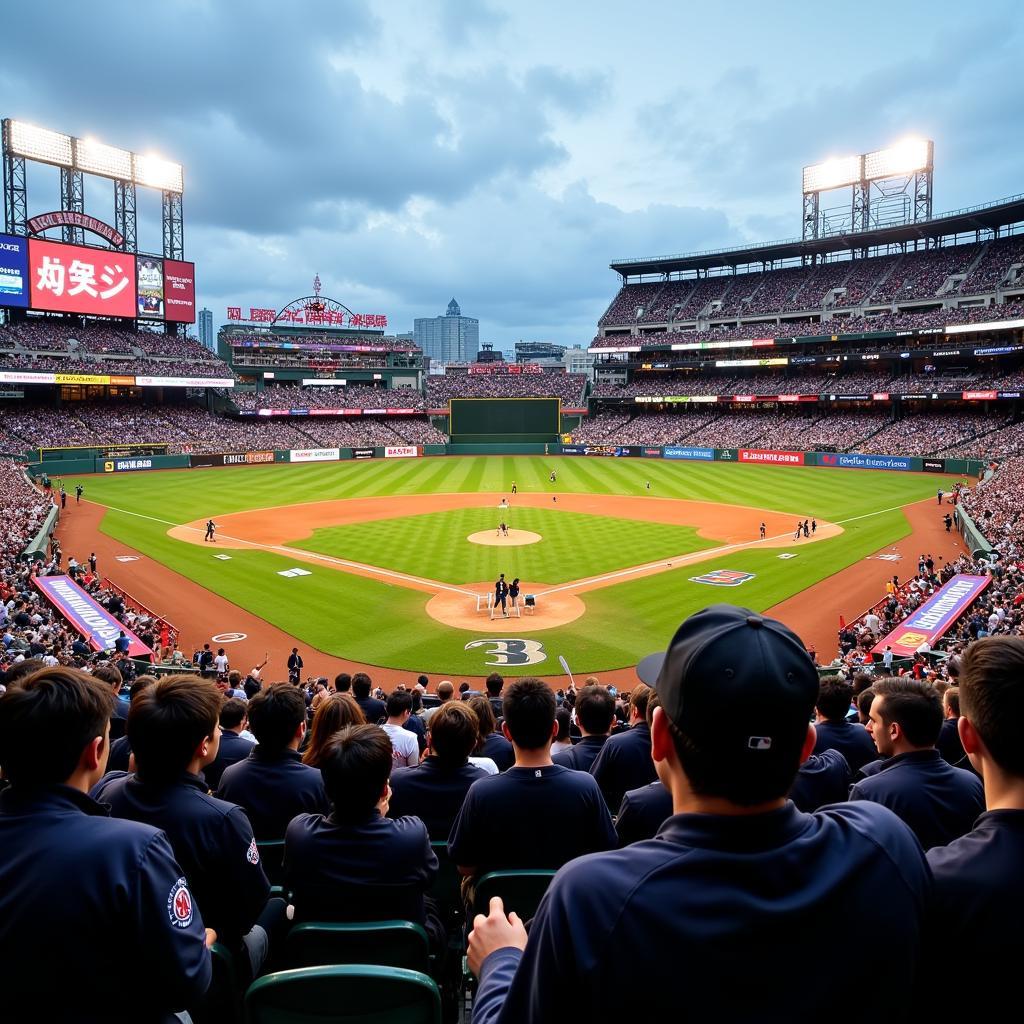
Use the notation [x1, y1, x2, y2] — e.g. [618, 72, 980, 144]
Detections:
[468, 897, 528, 976]
[204, 928, 218, 948]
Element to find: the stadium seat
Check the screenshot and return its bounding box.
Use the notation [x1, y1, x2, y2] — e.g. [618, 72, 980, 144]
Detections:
[429, 841, 461, 915]
[189, 941, 242, 1024]
[285, 920, 430, 973]
[256, 839, 286, 886]
[244, 965, 441, 1024]
[470, 869, 557, 922]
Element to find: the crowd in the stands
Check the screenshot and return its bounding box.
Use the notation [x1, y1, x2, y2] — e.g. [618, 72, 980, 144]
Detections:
[426, 372, 588, 405]
[234, 384, 426, 412]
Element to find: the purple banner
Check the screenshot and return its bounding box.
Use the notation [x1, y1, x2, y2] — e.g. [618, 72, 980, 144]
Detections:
[873, 574, 991, 657]
[34, 575, 151, 656]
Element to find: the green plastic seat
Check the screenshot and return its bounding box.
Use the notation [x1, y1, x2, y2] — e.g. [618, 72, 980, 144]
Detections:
[285, 920, 430, 973]
[244, 964, 441, 1023]
[471, 869, 557, 922]
[256, 839, 286, 887]
[189, 941, 241, 1024]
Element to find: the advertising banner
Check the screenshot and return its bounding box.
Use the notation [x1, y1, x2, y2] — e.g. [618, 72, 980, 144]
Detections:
[136, 256, 164, 318]
[643, 447, 663, 457]
[353, 448, 376, 459]
[0, 370, 56, 384]
[664, 446, 715, 461]
[384, 445, 420, 458]
[0, 233, 29, 308]
[28, 238, 137, 318]
[55, 373, 111, 386]
[134, 376, 236, 389]
[103, 457, 155, 472]
[560, 445, 585, 455]
[817, 452, 915, 472]
[738, 449, 806, 465]
[922, 459, 946, 473]
[163, 260, 196, 323]
[962, 390, 998, 401]
[872, 574, 991, 657]
[190, 451, 274, 468]
[716, 448, 738, 461]
[34, 575, 151, 656]
[290, 448, 340, 463]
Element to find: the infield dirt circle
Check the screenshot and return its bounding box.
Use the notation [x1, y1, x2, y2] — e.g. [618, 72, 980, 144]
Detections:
[467, 529, 542, 546]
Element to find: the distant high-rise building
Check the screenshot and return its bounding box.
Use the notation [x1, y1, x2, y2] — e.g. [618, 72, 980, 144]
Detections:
[414, 298, 479, 363]
[198, 308, 214, 350]
[515, 341, 565, 365]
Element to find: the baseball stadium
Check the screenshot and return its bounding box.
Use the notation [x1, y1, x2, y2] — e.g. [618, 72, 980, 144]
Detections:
[1, 80, 1023, 1023]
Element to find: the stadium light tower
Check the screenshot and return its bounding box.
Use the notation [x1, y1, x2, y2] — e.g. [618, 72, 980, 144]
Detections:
[802, 137, 933, 240]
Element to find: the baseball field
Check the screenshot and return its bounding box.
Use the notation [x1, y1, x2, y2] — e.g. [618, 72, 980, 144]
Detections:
[55, 456, 958, 682]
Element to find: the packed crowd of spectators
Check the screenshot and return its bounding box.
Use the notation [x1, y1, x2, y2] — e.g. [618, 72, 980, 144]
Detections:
[860, 412, 1008, 457]
[297, 417, 446, 447]
[426, 371, 587, 405]
[234, 384, 426, 412]
[960, 456, 1024, 555]
[223, 331, 419, 352]
[0, 350, 235, 380]
[600, 237, 1024, 329]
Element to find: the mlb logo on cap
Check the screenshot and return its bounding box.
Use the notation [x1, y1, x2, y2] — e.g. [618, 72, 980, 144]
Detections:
[689, 569, 757, 587]
[748, 736, 773, 750]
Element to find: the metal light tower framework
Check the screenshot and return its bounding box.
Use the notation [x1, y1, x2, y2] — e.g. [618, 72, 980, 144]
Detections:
[1, 119, 27, 236]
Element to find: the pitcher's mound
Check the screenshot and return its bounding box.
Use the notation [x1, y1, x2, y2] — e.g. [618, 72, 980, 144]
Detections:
[468, 530, 542, 547]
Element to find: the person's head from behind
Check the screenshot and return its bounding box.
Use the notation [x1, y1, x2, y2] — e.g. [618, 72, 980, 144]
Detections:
[640, 605, 819, 808]
[485, 672, 503, 698]
[856, 687, 875, 726]
[959, 636, 1024, 780]
[219, 697, 248, 733]
[228, 670, 242, 689]
[334, 672, 351, 694]
[386, 689, 412, 723]
[816, 677, 853, 723]
[459, 682, 471, 698]
[352, 672, 372, 700]
[303, 693, 365, 768]
[466, 695, 497, 744]
[554, 707, 571, 743]
[92, 662, 123, 694]
[429, 701, 479, 766]
[628, 684, 652, 725]
[576, 684, 616, 737]
[437, 680, 454, 704]
[129, 675, 222, 782]
[943, 686, 960, 719]
[319, 724, 392, 821]
[0, 666, 114, 789]
[867, 677, 943, 758]
[246, 682, 307, 751]
[502, 678, 556, 752]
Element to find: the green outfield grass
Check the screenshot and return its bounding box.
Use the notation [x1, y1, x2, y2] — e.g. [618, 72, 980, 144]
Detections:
[61, 456, 949, 675]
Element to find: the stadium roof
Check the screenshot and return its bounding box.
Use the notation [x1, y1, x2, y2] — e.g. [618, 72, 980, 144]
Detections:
[611, 193, 1024, 278]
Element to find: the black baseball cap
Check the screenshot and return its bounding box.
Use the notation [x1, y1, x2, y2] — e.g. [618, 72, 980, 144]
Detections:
[637, 604, 818, 774]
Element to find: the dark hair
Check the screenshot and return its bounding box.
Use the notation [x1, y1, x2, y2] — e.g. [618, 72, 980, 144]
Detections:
[466, 695, 496, 739]
[960, 636, 1024, 776]
[129, 675, 222, 781]
[303, 693, 366, 768]
[502, 678, 556, 750]
[816, 678, 853, 722]
[386, 690, 413, 718]
[485, 673, 504, 697]
[246, 683, 307, 750]
[576, 685, 616, 735]
[334, 672, 352, 693]
[417, 675, 429, 688]
[851, 672, 874, 696]
[129, 675, 157, 702]
[1, 658, 45, 688]
[856, 687, 876, 722]
[92, 663, 123, 689]
[459, 682, 470, 695]
[872, 677, 943, 747]
[0, 666, 114, 786]
[219, 697, 248, 730]
[319, 724, 392, 820]
[429, 702, 478, 765]
[352, 673, 372, 699]
[228, 670, 242, 687]
[554, 707, 571, 742]
[628, 684, 652, 721]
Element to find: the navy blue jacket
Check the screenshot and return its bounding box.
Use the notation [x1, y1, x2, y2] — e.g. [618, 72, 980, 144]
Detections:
[285, 810, 437, 925]
[615, 780, 672, 847]
[110, 696, 129, 740]
[553, 736, 607, 774]
[812, 719, 878, 773]
[936, 717, 967, 768]
[449, 765, 616, 875]
[92, 771, 269, 948]
[924, 809, 1024, 1015]
[589, 723, 657, 810]
[473, 802, 930, 1023]
[355, 695, 387, 723]
[216, 746, 328, 839]
[389, 757, 488, 840]
[107, 733, 133, 774]
[203, 729, 255, 790]
[849, 748, 985, 850]
[0, 785, 210, 1022]
[789, 749, 852, 813]
[480, 732, 515, 771]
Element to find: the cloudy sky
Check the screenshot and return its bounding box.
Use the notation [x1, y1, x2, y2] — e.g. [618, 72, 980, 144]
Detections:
[4, 1, 1022, 350]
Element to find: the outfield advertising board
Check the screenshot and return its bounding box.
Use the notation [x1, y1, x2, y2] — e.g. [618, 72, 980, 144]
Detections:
[353, 448, 376, 459]
[923, 459, 946, 472]
[190, 451, 274, 468]
[290, 448, 340, 463]
[103, 457, 154, 473]
[384, 445, 420, 458]
[817, 452, 915, 472]
[872, 574, 991, 657]
[663, 446, 715, 461]
[738, 449, 806, 465]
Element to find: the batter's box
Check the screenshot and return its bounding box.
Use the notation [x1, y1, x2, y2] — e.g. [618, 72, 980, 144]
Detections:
[278, 567, 312, 577]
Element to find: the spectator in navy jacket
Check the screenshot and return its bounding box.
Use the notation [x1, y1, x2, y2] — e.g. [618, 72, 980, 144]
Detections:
[925, 636, 1024, 1017]
[812, 677, 878, 772]
[352, 672, 386, 724]
[589, 684, 658, 810]
[217, 683, 328, 839]
[850, 677, 984, 849]
[936, 686, 967, 767]
[466, 695, 514, 771]
[204, 697, 255, 789]
[554, 685, 615, 773]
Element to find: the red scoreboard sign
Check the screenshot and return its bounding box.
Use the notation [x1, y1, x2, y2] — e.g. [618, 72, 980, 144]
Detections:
[164, 259, 196, 322]
[29, 238, 137, 318]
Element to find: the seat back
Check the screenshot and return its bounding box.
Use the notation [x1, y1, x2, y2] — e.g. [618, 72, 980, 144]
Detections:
[472, 869, 557, 922]
[285, 920, 430, 973]
[245, 965, 441, 1023]
[256, 839, 286, 886]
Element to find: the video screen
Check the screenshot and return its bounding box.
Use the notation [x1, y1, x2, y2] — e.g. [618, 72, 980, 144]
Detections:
[136, 257, 165, 318]
[27, 238, 137, 318]
[0, 234, 30, 308]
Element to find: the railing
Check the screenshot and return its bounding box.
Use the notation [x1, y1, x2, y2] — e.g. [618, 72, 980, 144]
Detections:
[100, 577, 179, 648]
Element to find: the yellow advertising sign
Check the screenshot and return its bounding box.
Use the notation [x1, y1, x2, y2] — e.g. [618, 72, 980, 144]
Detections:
[55, 374, 111, 385]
